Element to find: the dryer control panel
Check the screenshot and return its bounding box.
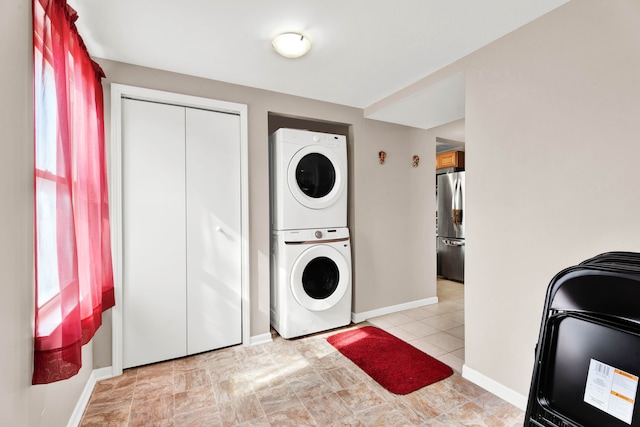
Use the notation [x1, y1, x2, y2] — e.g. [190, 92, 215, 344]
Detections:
[278, 127, 346, 149]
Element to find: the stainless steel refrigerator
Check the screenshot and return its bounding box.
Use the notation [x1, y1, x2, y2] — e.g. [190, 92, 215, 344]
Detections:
[437, 171, 465, 282]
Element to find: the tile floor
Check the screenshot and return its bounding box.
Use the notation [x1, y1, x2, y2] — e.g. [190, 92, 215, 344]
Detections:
[80, 279, 524, 426]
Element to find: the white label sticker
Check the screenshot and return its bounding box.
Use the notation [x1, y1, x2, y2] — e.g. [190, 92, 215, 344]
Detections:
[584, 359, 638, 425]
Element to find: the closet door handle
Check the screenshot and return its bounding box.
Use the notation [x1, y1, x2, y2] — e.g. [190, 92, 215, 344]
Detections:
[215, 225, 232, 240]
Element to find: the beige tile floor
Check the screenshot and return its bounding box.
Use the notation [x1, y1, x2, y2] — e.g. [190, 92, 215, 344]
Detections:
[80, 279, 524, 426]
[368, 279, 466, 374]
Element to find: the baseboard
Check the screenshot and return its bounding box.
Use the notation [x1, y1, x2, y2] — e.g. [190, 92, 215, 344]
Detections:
[462, 364, 527, 410]
[67, 366, 114, 427]
[351, 296, 439, 324]
[249, 332, 273, 346]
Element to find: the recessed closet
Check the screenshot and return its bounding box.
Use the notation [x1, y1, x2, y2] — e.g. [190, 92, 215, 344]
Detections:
[113, 86, 247, 369]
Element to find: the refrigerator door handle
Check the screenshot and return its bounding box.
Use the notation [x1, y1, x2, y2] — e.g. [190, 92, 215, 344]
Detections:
[444, 239, 465, 247]
[451, 178, 463, 226]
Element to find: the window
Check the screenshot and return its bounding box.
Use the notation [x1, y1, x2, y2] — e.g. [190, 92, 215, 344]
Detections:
[32, 0, 115, 385]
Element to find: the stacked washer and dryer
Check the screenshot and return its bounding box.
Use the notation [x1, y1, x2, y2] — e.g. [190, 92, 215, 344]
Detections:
[269, 128, 352, 339]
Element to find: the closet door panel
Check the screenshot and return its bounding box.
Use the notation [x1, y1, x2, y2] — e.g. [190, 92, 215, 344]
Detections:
[122, 99, 187, 368]
[185, 108, 242, 354]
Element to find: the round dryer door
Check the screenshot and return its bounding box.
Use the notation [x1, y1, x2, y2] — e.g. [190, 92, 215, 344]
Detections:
[290, 244, 350, 311]
[287, 145, 345, 210]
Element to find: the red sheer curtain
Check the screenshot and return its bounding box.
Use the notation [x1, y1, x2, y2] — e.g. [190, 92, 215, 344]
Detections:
[33, 0, 115, 385]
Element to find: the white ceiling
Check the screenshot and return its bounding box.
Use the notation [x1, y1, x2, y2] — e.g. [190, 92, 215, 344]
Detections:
[70, 0, 568, 131]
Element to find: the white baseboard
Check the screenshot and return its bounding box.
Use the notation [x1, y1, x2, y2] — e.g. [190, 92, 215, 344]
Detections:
[351, 296, 439, 324]
[249, 332, 273, 346]
[462, 364, 527, 410]
[67, 366, 114, 427]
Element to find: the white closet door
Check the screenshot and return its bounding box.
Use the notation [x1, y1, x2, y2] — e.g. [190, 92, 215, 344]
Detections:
[185, 108, 242, 354]
[122, 99, 187, 368]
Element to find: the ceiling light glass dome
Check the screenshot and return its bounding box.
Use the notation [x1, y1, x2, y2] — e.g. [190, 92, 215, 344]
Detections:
[272, 33, 311, 58]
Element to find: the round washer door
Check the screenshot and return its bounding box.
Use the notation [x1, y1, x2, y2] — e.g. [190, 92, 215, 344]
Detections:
[287, 145, 345, 210]
[290, 244, 350, 311]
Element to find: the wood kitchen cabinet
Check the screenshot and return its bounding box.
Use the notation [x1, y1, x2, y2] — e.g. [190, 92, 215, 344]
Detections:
[436, 150, 465, 170]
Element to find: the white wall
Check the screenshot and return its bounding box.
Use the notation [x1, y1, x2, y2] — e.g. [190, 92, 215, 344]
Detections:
[461, 0, 640, 401]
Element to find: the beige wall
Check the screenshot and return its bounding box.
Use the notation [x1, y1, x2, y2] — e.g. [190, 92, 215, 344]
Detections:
[359, 0, 640, 406]
[0, 0, 32, 422]
[1, 0, 95, 426]
[0, 5, 436, 420]
[96, 59, 438, 363]
[350, 121, 437, 313]
[0, 1, 33, 424]
[431, 0, 640, 402]
[9, 0, 635, 422]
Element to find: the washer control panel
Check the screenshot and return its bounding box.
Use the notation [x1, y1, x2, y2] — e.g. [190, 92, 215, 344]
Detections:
[279, 227, 349, 244]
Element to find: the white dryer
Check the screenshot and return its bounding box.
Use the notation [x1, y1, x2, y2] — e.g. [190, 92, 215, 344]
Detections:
[270, 128, 348, 230]
[271, 227, 352, 339]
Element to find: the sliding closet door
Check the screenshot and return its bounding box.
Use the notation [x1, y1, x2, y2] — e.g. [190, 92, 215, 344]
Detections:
[185, 108, 242, 354]
[122, 99, 187, 368]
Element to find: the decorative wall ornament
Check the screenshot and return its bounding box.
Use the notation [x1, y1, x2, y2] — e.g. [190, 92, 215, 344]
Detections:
[378, 151, 387, 165]
[412, 155, 420, 168]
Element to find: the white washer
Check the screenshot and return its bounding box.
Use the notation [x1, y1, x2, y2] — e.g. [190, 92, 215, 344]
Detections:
[270, 128, 348, 230]
[271, 227, 352, 339]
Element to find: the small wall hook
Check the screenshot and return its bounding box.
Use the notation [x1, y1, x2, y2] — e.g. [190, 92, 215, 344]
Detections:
[412, 155, 420, 168]
[379, 150, 387, 165]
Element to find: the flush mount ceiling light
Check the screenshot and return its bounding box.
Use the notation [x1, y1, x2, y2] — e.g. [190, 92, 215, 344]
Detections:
[272, 33, 311, 58]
